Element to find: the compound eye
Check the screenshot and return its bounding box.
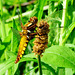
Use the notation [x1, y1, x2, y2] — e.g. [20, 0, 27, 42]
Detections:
[30, 17, 33, 21]
[30, 17, 38, 23]
[34, 19, 38, 23]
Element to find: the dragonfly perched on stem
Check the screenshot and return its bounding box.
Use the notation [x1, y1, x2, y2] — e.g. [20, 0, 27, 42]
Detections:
[12, 9, 74, 63]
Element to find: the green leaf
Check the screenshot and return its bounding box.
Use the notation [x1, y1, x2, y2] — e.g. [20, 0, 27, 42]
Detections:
[65, 44, 75, 48]
[42, 68, 51, 75]
[24, 65, 38, 75]
[65, 68, 73, 75]
[11, 63, 19, 75]
[0, 57, 15, 75]
[62, 22, 75, 44]
[2, 33, 11, 43]
[6, 51, 16, 58]
[0, 44, 5, 50]
[23, 53, 35, 58]
[6, 51, 37, 63]
[42, 45, 75, 69]
[0, 52, 19, 75]
[72, 11, 75, 22]
[19, 57, 37, 63]
[0, 44, 5, 57]
[42, 62, 56, 75]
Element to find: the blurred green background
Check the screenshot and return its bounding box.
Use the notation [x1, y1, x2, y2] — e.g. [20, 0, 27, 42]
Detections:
[0, 0, 75, 75]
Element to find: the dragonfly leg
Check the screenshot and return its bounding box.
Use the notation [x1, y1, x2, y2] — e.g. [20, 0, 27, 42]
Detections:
[21, 23, 27, 31]
[19, 32, 23, 37]
[28, 32, 37, 40]
[21, 23, 24, 29]
[29, 32, 38, 36]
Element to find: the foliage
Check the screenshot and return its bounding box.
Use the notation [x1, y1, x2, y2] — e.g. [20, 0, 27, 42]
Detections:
[0, 0, 75, 75]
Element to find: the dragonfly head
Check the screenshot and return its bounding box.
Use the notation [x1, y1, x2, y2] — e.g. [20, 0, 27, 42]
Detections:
[30, 16, 38, 24]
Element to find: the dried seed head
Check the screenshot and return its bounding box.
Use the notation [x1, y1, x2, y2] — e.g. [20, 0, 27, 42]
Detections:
[32, 20, 50, 56]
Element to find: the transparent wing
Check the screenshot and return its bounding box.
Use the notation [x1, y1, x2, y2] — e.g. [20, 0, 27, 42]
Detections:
[11, 27, 21, 42]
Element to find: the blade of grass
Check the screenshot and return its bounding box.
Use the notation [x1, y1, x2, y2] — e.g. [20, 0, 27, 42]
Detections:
[18, 0, 22, 21]
[71, 0, 73, 5]
[12, 5, 17, 16]
[59, 0, 68, 45]
[11, 19, 14, 51]
[48, 1, 54, 46]
[62, 22, 75, 44]
[0, 0, 6, 41]
[38, 0, 47, 20]
[0, 0, 8, 66]
[57, 67, 65, 75]
[48, 1, 54, 16]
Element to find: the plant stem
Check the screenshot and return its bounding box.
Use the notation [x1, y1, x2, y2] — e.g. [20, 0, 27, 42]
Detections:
[1, 0, 7, 61]
[12, 5, 17, 16]
[48, 1, 54, 46]
[71, 0, 73, 5]
[59, 0, 68, 45]
[18, 0, 22, 21]
[48, 1, 54, 15]
[37, 55, 42, 75]
[0, 0, 6, 41]
[11, 19, 14, 51]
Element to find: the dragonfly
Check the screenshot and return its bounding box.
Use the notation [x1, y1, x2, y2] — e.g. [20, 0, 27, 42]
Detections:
[12, 16, 38, 64]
